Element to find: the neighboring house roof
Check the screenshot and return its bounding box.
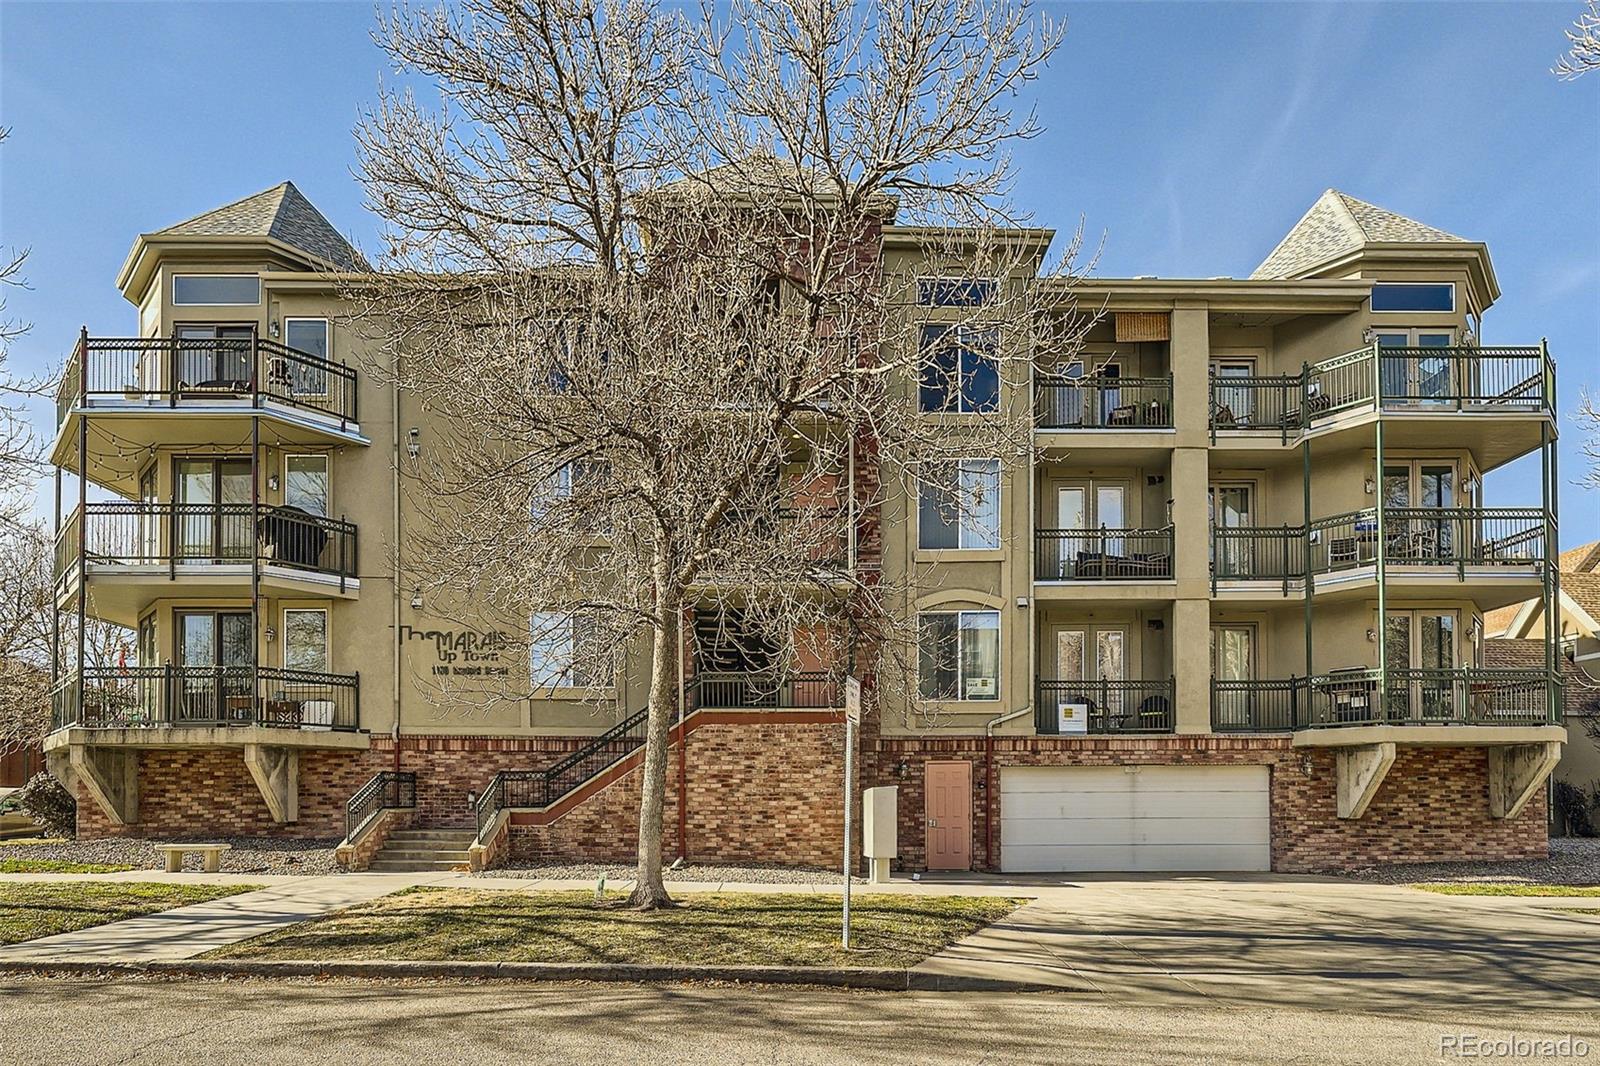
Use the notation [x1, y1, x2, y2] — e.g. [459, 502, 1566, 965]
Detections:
[1483, 601, 1524, 638]
[1251, 189, 1470, 280]
[1487, 638, 1600, 720]
[153, 181, 364, 270]
[1565, 573, 1600, 627]
[1479, 544, 1600, 638]
[1560, 541, 1600, 574]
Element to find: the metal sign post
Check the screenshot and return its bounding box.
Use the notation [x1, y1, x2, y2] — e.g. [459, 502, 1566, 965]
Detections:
[842, 676, 861, 950]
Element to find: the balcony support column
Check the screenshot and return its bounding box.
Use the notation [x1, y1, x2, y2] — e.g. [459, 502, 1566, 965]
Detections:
[1335, 741, 1394, 820]
[1487, 741, 1561, 820]
[1374, 417, 1387, 716]
[244, 743, 299, 824]
[75, 399, 87, 717]
[69, 745, 139, 825]
[1303, 434, 1313, 677]
[1173, 599, 1211, 734]
[251, 417, 261, 699]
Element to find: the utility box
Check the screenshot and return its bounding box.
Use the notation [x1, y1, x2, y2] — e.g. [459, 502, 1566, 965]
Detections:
[861, 785, 898, 883]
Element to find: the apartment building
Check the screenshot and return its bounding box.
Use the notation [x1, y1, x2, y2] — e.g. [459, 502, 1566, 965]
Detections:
[44, 182, 1564, 874]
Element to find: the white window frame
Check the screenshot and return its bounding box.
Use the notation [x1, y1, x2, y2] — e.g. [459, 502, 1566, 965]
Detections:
[920, 324, 1000, 414]
[529, 611, 614, 691]
[915, 276, 999, 307]
[281, 317, 331, 397]
[917, 458, 1001, 550]
[918, 609, 1001, 702]
[1370, 282, 1456, 314]
[282, 608, 329, 673]
[284, 453, 331, 517]
[172, 274, 262, 306]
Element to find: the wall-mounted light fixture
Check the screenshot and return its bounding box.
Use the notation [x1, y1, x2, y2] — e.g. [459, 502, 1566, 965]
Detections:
[264, 626, 277, 643]
[895, 760, 910, 780]
[1366, 628, 1377, 643]
[407, 428, 421, 459]
[1361, 326, 1377, 345]
[410, 588, 424, 611]
[1363, 476, 1375, 495]
[269, 318, 280, 338]
[267, 474, 280, 492]
[1300, 755, 1315, 776]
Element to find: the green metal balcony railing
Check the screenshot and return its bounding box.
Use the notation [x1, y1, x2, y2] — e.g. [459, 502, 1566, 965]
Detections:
[1036, 527, 1174, 581]
[1209, 343, 1554, 440]
[1210, 668, 1559, 732]
[1036, 375, 1173, 429]
[1035, 678, 1175, 734]
[1211, 507, 1546, 589]
[51, 665, 361, 733]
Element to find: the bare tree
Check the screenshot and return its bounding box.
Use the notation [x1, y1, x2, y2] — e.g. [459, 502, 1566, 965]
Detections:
[1555, 1, 1600, 78]
[353, 0, 1081, 907]
[0, 127, 42, 525]
[1578, 391, 1600, 493]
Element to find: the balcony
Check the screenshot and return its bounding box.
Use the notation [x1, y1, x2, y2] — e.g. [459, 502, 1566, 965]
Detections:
[55, 502, 358, 620]
[1036, 527, 1174, 582]
[1209, 344, 1553, 441]
[55, 334, 361, 448]
[51, 665, 361, 735]
[1035, 678, 1175, 734]
[687, 671, 841, 710]
[1211, 508, 1545, 600]
[1210, 669, 1558, 733]
[1036, 375, 1173, 430]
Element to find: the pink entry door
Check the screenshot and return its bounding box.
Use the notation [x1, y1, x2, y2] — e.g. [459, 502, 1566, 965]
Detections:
[925, 761, 973, 871]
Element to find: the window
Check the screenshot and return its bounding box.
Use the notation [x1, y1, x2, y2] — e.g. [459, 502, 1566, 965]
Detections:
[174, 325, 253, 388]
[285, 455, 330, 517]
[283, 609, 328, 673]
[282, 318, 330, 396]
[919, 325, 999, 413]
[918, 459, 1000, 549]
[530, 612, 613, 689]
[918, 610, 999, 700]
[1371, 283, 1454, 313]
[917, 277, 997, 307]
[173, 275, 261, 306]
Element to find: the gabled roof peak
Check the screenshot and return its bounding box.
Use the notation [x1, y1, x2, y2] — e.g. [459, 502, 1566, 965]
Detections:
[152, 181, 364, 270]
[1252, 188, 1471, 280]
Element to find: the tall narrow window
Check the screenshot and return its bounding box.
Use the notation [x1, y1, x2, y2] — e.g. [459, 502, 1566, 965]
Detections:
[285, 455, 330, 517]
[919, 325, 999, 413]
[283, 609, 329, 673]
[918, 459, 1000, 549]
[529, 612, 612, 689]
[282, 318, 330, 396]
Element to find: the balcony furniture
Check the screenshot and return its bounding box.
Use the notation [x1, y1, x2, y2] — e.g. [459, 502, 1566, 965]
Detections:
[1317, 671, 1376, 723]
[1484, 526, 1542, 562]
[156, 842, 231, 874]
[1136, 695, 1171, 730]
[257, 505, 329, 569]
[1075, 551, 1173, 579]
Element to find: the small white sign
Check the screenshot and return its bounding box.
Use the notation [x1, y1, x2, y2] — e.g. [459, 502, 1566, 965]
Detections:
[844, 676, 862, 724]
[1057, 701, 1089, 734]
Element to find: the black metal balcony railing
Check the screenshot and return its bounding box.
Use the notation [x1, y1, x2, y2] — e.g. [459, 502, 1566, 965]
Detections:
[1035, 678, 1175, 734]
[1212, 508, 1546, 586]
[688, 670, 841, 710]
[51, 665, 361, 733]
[1210, 669, 1558, 732]
[1036, 527, 1174, 581]
[477, 707, 649, 831]
[56, 502, 358, 589]
[1209, 345, 1553, 437]
[345, 771, 417, 842]
[1036, 375, 1173, 430]
[57, 335, 359, 427]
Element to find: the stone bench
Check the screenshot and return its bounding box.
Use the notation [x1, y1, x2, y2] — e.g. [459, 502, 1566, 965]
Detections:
[155, 842, 232, 873]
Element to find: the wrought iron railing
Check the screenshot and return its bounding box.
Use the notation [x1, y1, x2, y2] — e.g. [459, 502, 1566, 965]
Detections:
[345, 771, 417, 842]
[688, 670, 841, 710]
[55, 502, 358, 588]
[1036, 374, 1173, 430]
[56, 334, 358, 427]
[1034, 678, 1175, 734]
[475, 706, 649, 832]
[1210, 669, 1557, 731]
[51, 665, 360, 732]
[1211, 508, 1546, 586]
[1035, 527, 1174, 581]
[1209, 344, 1553, 438]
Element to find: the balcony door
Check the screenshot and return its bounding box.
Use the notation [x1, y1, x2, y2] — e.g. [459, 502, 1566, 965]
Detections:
[1384, 609, 1457, 720]
[1208, 484, 1254, 577]
[176, 459, 253, 562]
[1050, 483, 1126, 577]
[1210, 624, 1256, 729]
[138, 465, 160, 563]
[1049, 626, 1127, 724]
[174, 325, 254, 391]
[1377, 330, 1454, 404]
[1382, 460, 1455, 561]
[174, 610, 253, 723]
[1210, 358, 1255, 425]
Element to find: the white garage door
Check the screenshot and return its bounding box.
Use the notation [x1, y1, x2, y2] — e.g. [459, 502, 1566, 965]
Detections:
[1000, 765, 1270, 872]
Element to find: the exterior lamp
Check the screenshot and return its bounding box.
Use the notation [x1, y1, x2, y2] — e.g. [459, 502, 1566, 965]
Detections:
[264, 627, 277, 643]
[1366, 628, 1377, 643]
[1363, 476, 1375, 495]
[407, 428, 421, 459]
[411, 588, 424, 611]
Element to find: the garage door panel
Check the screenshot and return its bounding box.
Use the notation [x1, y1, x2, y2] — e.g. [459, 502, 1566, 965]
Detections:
[999, 765, 1270, 872]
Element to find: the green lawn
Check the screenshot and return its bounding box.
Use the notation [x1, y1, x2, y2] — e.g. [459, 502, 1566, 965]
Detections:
[211, 888, 1022, 967]
[0, 882, 260, 946]
[1412, 883, 1600, 897]
[0, 859, 136, 874]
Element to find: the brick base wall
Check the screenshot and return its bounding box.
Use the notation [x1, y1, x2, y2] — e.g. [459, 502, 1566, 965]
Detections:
[865, 735, 1548, 873]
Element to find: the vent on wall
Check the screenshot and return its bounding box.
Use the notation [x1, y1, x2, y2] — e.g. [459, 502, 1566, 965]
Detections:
[1114, 312, 1170, 342]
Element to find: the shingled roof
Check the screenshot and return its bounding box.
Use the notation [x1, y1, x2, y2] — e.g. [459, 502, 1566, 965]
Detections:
[153, 182, 364, 270]
[1251, 189, 1469, 280]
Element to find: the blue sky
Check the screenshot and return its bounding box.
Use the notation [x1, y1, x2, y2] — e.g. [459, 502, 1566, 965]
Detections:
[2, 1, 1597, 539]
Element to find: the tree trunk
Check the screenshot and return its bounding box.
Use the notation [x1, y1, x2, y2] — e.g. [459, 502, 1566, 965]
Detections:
[628, 613, 679, 909]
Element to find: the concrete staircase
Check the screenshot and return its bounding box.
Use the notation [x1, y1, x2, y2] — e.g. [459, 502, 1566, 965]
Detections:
[366, 827, 477, 872]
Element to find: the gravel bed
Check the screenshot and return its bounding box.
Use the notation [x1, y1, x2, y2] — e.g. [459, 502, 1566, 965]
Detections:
[1345, 837, 1600, 885]
[1, 837, 342, 875]
[481, 860, 861, 884]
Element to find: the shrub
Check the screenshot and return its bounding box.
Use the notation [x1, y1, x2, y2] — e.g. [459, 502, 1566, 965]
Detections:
[13, 772, 75, 838]
[1553, 779, 1598, 838]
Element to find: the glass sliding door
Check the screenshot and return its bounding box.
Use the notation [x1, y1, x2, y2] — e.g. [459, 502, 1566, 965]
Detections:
[175, 611, 253, 723]
[1208, 484, 1253, 577]
[175, 325, 253, 391]
[175, 459, 253, 562]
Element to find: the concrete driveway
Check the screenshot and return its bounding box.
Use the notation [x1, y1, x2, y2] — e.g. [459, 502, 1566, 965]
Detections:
[915, 875, 1600, 1013]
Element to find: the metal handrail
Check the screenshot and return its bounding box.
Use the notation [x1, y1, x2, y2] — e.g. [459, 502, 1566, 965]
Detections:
[345, 771, 417, 842]
[1034, 678, 1175, 734]
[1035, 527, 1174, 581]
[1209, 668, 1558, 731]
[51, 664, 360, 732]
[475, 706, 650, 833]
[1035, 374, 1173, 429]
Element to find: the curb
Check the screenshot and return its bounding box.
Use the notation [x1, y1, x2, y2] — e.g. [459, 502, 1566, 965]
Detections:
[0, 957, 1060, 992]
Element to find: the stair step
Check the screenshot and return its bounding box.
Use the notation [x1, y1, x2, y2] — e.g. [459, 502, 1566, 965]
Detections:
[366, 859, 470, 872]
[387, 829, 477, 841]
[378, 848, 472, 862]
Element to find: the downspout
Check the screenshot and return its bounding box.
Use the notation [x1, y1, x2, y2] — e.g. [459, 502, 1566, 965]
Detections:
[677, 607, 687, 861]
[984, 705, 1032, 871]
[392, 380, 402, 774]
